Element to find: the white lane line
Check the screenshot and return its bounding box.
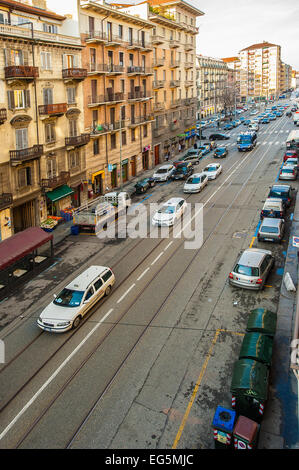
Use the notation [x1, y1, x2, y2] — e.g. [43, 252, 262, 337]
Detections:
[275, 141, 280, 145]
[268, 141, 273, 144]
[116, 284, 136, 304]
[151, 252, 164, 266]
[164, 241, 174, 251]
[0, 307, 115, 442]
[137, 268, 150, 281]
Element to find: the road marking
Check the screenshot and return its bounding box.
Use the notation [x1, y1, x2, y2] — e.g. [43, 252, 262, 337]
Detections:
[264, 285, 273, 288]
[268, 141, 273, 144]
[0, 307, 115, 442]
[275, 141, 280, 145]
[116, 284, 136, 304]
[164, 241, 174, 251]
[137, 268, 150, 281]
[151, 252, 164, 265]
[249, 236, 256, 248]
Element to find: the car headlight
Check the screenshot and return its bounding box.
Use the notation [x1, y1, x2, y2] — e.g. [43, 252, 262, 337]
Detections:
[57, 321, 70, 327]
[38, 317, 43, 323]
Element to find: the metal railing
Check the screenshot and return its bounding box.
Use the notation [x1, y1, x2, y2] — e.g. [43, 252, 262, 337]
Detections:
[62, 68, 87, 80]
[10, 144, 43, 163]
[5, 65, 39, 79]
[88, 92, 125, 106]
[41, 171, 70, 189]
[65, 134, 90, 147]
[38, 103, 67, 115]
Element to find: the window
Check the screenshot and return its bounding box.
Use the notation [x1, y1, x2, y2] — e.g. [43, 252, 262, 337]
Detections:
[119, 24, 123, 38]
[43, 23, 58, 34]
[84, 286, 94, 301]
[43, 88, 53, 105]
[92, 110, 98, 129]
[122, 131, 126, 146]
[143, 125, 147, 138]
[69, 150, 80, 168]
[63, 54, 78, 69]
[46, 158, 57, 178]
[67, 87, 76, 104]
[4, 48, 27, 66]
[15, 128, 28, 150]
[111, 133, 116, 149]
[119, 51, 124, 66]
[18, 167, 31, 188]
[120, 79, 125, 93]
[69, 119, 77, 137]
[45, 122, 56, 143]
[102, 270, 112, 283]
[40, 51, 52, 70]
[131, 128, 135, 142]
[93, 138, 99, 155]
[7, 90, 30, 109]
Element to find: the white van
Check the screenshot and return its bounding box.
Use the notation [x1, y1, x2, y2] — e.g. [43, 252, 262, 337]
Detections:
[37, 266, 115, 333]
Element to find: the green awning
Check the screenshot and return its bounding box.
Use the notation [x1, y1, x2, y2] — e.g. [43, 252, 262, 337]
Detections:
[177, 133, 186, 138]
[46, 185, 74, 202]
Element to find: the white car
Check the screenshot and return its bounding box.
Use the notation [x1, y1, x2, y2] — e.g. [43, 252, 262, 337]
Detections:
[37, 266, 115, 333]
[279, 164, 297, 180]
[248, 123, 259, 131]
[183, 172, 208, 193]
[152, 197, 187, 226]
[202, 163, 222, 180]
[152, 164, 175, 182]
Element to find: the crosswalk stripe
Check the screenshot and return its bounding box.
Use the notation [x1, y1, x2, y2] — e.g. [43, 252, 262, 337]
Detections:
[275, 141, 280, 144]
[268, 141, 272, 144]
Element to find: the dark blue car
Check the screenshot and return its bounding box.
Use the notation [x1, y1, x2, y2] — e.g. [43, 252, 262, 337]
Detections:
[261, 118, 270, 124]
[268, 184, 294, 208]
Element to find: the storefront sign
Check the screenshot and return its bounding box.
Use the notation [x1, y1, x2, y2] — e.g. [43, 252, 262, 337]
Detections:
[108, 164, 113, 172]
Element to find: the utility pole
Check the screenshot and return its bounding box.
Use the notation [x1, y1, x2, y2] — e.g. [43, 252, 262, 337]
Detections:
[119, 106, 123, 191]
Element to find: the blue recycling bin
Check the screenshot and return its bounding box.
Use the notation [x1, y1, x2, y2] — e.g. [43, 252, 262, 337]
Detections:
[71, 225, 79, 235]
[212, 406, 236, 448]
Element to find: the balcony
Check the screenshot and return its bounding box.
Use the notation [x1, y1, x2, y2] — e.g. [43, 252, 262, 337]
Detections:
[184, 62, 193, 69]
[128, 91, 152, 101]
[170, 60, 180, 68]
[0, 108, 7, 124]
[65, 134, 90, 148]
[88, 63, 109, 75]
[170, 80, 180, 88]
[85, 31, 107, 44]
[127, 66, 144, 75]
[169, 121, 180, 131]
[0, 193, 12, 210]
[41, 172, 70, 189]
[184, 118, 193, 126]
[88, 92, 125, 107]
[169, 39, 180, 48]
[106, 64, 125, 75]
[127, 40, 152, 51]
[153, 102, 165, 112]
[129, 115, 154, 127]
[62, 68, 87, 81]
[184, 43, 194, 51]
[183, 97, 197, 106]
[185, 80, 193, 87]
[105, 35, 126, 47]
[153, 126, 166, 137]
[151, 34, 164, 45]
[5, 65, 39, 80]
[152, 58, 165, 67]
[38, 103, 67, 117]
[170, 99, 181, 108]
[10, 145, 43, 164]
[153, 80, 164, 89]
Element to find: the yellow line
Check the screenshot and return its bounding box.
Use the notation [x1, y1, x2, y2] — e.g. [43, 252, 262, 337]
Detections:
[264, 285, 272, 288]
[249, 236, 256, 248]
[172, 328, 245, 449]
[172, 329, 220, 449]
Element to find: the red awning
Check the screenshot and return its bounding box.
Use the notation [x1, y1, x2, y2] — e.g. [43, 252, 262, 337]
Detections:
[0, 227, 53, 270]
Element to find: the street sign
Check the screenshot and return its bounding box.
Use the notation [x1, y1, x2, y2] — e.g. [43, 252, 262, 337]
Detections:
[293, 236, 299, 248]
[108, 164, 113, 172]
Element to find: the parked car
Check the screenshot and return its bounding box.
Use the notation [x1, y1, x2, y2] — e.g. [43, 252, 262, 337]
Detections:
[134, 177, 156, 194]
[214, 146, 228, 158]
[209, 133, 230, 140]
[181, 152, 202, 165]
[257, 217, 285, 243]
[183, 172, 208, 193]
[269, 114, 277, 120]
[197, 145, 210, 156]
[171, 162, 194, 180]
[152, 164, 175, 182]
[260, 198, 285, 219]
[248, 123, 259, 131]
[243, 120, 251, 126]
[152, 197, 187, 227]
[268, 184, 294, 207]
[279, 164, 297, 180]
[228, 248, 275, 290]
[224, 123, 234, 130]
[261, 117, 270, 124]
[283, 150, 298, 161]
[37, 266, 115, 332]
[202, 163, 222, 180]
[284, 157, 298, 168]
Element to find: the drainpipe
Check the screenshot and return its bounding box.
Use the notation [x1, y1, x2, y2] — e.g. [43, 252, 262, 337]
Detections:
[101, 14, 110, 185]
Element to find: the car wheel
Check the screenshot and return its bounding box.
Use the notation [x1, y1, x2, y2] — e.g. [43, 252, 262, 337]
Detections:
[72, 315, 81, 329]
[105, 285, 112, 296]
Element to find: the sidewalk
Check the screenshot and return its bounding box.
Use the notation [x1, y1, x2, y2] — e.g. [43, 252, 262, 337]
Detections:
[259, 191, 299, 448]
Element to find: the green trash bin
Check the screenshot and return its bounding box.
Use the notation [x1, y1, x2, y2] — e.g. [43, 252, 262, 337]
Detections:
[239, 332, 273, 368]
[230, 358, 269, 423]
[246, 308, 277, 338]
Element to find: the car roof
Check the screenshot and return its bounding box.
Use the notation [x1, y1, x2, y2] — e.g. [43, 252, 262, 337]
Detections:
[238, 248, 272, 267]
[164, 197, 185, 205]
[67, 266, 110, 291]
[157, 164, 174, 170]
[261, 217, 281, 227]
[190, 172, 204, 177]
[264, 198, 282, 206]
[205, 163, 219, 168]
[271, 184, 291, 191]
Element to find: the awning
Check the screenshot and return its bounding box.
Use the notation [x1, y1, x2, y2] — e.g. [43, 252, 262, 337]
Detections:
[91, 170, 104, 183]
[0, 227, 53, 270]
[177, 133, 186, 138]
[46, 185, 74, 202]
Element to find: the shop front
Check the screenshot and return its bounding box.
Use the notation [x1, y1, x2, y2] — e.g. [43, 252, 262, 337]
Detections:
[13, 198, 37, 233]
[110, 164, 118, 188]
[184, 126, 197, 148]
[130, 156, 136, 177]
[45, 185, 74, 217]
[154, 144, 160, 166]
[142, 145, 151, 170]
[91, 169, 105, 196]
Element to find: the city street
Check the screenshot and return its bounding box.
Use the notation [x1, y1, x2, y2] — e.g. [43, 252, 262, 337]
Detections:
[0, 106, 297, 449]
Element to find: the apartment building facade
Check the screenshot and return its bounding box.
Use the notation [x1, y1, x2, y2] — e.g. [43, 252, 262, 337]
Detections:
[0, 0, 88, 239]
[80, 0, 154, 195]
[196, 55, 228, 118]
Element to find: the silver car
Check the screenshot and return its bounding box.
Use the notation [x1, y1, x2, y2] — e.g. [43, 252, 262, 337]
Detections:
[257, 217, 285, 243]
[229, 248, 274, 290]
[279, 164, 297, 180]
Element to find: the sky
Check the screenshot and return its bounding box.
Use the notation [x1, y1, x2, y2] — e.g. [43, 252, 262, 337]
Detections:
[46, 0, 299, 69]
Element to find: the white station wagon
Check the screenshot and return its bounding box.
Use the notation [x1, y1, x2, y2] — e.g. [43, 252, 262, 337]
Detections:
[183, 173, 208, 193]
[37, 266, 115, 333]
[202, 163, 222, 180]
[152, 197, 187, 226]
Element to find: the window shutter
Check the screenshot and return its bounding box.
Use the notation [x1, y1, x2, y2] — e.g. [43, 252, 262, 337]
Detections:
[4, 49, 10, 66]
[47, 52, 52, 70]
[62, 54, 67, 69]
[23, 50, 28, 66]
[18, 168, 26, 188]
[26, 167, 32, 186]
[40, 51, 45, 69]
[73, 55, 78, 67]
[7, 90, 14, 110]
[25, 90, 30, 108]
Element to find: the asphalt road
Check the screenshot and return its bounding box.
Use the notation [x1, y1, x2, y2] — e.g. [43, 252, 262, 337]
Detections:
[0, 101, 297, 449]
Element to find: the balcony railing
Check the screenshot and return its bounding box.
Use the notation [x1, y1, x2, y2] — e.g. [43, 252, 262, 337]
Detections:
[127, 39, 152, 50]
[185, 80, 193, 87]
[153, 80, 164, 89]
[170, 60, 180, 68]
[65, 134, 90, 147]
[85, 30, 107, 43]
[153, 126, 166, 137]
[41, 172, 70, 189]
[152, 58, 165, 67]
[170, 80, 180, 88]
[170, 99, 181, 108]
[5, 65, 39, 79]
[0, 193, 12, 210]
[129, 115, 154, 126]
[184, 62, 193, 69]
[151, 34, 164, 44]
[10, 145, 43, 163]
[107, 64, 125, 74]
[127, 66, 143, 75]
[153, 102, 165, 112]
[88, 92, 125, 106]
[88, 63, 108, 74]
[106, 35, 127, 46]
[184, 43, 194, 51]
[0, 108, 7, 123]
[128, 91, 152, 100]
[170, 121, 180, 131]
[62, 68, 87, 80]
[169, 39, 180, 48]
[39, 103, 67, 116]
[0, 23, 81, 45]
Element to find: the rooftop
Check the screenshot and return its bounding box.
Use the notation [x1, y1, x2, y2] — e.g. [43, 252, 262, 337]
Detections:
[240, 41, 280, 52]
[0, 0, 66, 20]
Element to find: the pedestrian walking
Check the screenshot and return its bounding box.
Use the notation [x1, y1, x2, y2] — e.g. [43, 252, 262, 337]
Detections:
[194, 142, 197, 149]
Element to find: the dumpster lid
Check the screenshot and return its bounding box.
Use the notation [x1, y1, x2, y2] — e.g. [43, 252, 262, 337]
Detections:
[230, 359, 269, 400]
[246, 308, 277, 336]
[234, 415, 259, 442]
[239, 332, 273, 366]
[212, 406, 236, 433]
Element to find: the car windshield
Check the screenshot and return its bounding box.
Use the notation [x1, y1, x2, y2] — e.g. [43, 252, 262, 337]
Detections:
[54, 288, 85, 307]
[282, 168, 294, 173]
[175, 168, 185, 173]
[187, 177, 200, 184]
[270, 189, 288, 197]
[234, 264, 259, 277]
[260, 226, 279, 233]
[217, 148, 225, 152]
[205, 167, 217, 172]
[158, 206, 175, 214]
[156, 169, 168, 174]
